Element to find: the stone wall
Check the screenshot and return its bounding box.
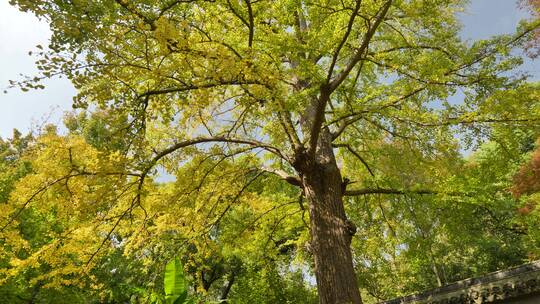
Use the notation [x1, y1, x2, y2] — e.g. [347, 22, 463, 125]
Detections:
[380, 261, 540, 304]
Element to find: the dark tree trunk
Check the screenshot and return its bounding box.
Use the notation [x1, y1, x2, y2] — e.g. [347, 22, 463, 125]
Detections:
[219, 272, 236, 303]
[295, 129, 362, 304]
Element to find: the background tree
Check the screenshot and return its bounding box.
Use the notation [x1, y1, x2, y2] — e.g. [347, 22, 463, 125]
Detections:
[521, 0, 540, 56]
[3, 0, 540, 303]
[0, 125, 163, 303]
[351, 121, 540, 302]
[1, 117, 318, 303]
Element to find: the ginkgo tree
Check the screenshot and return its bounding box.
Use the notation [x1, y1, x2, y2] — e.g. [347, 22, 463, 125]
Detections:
[5, 0, 540, 303]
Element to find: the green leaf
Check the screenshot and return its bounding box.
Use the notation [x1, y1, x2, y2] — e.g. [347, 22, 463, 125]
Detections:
[164, 257, 188, 304]
[183, 298, 196, 304]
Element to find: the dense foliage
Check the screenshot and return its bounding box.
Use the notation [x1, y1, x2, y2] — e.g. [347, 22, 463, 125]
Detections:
[1, 0, 540, 303]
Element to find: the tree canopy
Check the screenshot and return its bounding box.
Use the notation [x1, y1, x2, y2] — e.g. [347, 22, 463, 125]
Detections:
[2, 0, 540, 303]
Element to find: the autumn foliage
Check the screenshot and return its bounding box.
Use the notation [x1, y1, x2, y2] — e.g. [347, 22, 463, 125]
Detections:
[512, 139, 540, 198]
[511, 137, 540, 221]
[521, 0, 540, 57]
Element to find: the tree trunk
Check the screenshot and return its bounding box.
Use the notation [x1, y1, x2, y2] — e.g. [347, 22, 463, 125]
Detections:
[295, 129, 362, 304]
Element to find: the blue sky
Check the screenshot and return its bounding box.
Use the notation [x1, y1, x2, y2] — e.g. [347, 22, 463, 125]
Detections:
[0, 0, 537, 138]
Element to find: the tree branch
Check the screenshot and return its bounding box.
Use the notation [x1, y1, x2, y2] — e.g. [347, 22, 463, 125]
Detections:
[245, 0, 254, 47]
[307, 0, 392, 155]
[335, 144, 375, 177]
[148, 137, 288, 170]
[326, 0, 363, 83]
[328, 0, 393, 92]
[344, 188, 470, 196]
[137, 80, 262, 99]
[227, 0, 254, 47]
[395, 116, 540, 128]
[328, 86, 426, 140]
[344, 188, 436, 196]
[261, 167, 302, 187]
[114, 0, 156, 30]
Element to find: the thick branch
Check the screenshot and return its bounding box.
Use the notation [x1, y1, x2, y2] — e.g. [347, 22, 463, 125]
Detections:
[277, 109, 303, 151]
[396, 116, 540, 128]
[307, 0, 392, 155]
[227, 0, 254, 46]
[158, 0, 201, 17]
[149, 137, 287, 170]
[307, 87, 331, 156]
[137, 80, 261, 99]
[245, 0, 254, 47]
[344, 188, 469, 196]
[261, 167, 302, 187]
[344, 188, 436, 196]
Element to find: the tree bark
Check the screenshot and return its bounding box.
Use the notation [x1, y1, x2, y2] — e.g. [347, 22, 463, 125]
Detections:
[295, 129, 362, 304]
